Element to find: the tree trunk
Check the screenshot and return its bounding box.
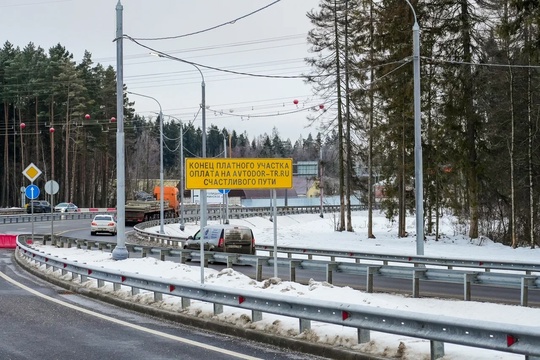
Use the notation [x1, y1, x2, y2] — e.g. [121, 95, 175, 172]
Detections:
[3, 103, 9, 206]
[508, 67, 516, 248]
[344, 0, 353, 232]
[334, 0, 345, 231]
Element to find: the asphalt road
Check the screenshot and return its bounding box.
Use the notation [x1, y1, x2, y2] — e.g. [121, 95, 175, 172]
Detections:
[0, 250, 327, 360]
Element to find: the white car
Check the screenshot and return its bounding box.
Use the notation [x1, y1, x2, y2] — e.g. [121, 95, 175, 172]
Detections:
[90, 214, 117, 236]
[54, 202, 78, 213]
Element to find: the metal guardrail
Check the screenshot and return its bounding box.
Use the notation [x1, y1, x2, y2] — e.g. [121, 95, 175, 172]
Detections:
[44, 234, 540, 307]
[0, 212, 100, 224]
[15, 234, 540, 360]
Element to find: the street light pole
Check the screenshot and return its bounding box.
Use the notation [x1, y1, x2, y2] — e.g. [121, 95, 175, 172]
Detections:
[404, 0, 424, 255]
[150, 52, 207, 283]
[162, 114, 185, 231]
[127, 91, 165, 235]
[112, 0, 128, 260]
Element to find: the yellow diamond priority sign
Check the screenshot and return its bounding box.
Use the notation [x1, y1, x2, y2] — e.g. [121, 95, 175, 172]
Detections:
[23, 163, 42, 182]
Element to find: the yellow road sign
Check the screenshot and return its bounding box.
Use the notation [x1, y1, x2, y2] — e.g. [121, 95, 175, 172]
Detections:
[23, 163, 42, 182]
[186, 158, 293, 190]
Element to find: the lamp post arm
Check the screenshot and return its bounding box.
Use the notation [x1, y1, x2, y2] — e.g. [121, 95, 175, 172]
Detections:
[126, 91, 165, 235]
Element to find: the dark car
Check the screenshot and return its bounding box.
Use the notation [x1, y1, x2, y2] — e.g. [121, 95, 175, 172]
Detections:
[26, 200, 52, 213]
[184, 224, 255, 256]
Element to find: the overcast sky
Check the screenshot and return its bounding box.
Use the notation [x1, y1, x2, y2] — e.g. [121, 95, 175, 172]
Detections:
[2, 0, 326, 141]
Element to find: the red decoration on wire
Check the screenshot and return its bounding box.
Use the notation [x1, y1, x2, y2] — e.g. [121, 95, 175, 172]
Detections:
[49, 127, 55, 133]
[110, 117, 116, 122]
[20, 123, 26, 130]
[293, 99, 299, 105]
[319, 104, 325, 110]
[85, 114, 91, 120]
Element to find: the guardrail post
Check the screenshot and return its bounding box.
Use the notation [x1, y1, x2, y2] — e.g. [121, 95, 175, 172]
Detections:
[213, 303, 223, 315]
[180, 250, 190, 264]
[203, 254, 212, 268]
[97, 279, 105, 288]
[113, 283, 121, 291]
[464, 273, 475, 301]
[51, 235, 56, 247]
[154, 292, 163, 301]
[80, 274, 88, 283]
[289, 260, 302, 282]
[159, 249, 167, 261]
[413, 269, 427, 298]
[256, 258, 268, 282]
[131, 287, 140, 296]
[430, 340, 445, 359]
[61, 269, 67, 276]
[141, 248, 148, 258]
[521, 277, 535, 307]
[299, 318, 311, 333]
[181, 297, 190, 309]
[226, 255, 238, 268]
[252, 310, 262, 322]
[71, 272, 78, 281]
[358, 328, 370, 344]
[326, 263, 338, 284]
[366, 266, 380, 293]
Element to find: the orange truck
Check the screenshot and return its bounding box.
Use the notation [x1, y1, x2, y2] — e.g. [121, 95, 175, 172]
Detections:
[124, 186, 179, 224]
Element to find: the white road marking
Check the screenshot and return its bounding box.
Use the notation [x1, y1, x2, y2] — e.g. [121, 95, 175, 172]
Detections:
[0, 271, 261, 360]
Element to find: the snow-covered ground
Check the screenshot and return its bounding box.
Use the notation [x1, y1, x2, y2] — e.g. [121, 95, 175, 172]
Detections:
[28, 210, 540, 360]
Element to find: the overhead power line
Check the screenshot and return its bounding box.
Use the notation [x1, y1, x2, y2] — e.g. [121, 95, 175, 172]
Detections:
[123, 35, 309, 80]
[127, 0, 282, 41]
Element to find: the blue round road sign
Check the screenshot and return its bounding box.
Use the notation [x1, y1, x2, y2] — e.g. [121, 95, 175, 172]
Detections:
[218, 189, 230, 194]
[25, 184, 40, 199]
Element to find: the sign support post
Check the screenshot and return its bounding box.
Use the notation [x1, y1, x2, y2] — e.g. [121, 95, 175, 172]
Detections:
[23, 163, 42, 242]
[45, 180, 60, 242]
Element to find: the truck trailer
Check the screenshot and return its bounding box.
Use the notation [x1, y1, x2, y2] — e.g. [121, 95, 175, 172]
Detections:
[125, 186, 180, 224]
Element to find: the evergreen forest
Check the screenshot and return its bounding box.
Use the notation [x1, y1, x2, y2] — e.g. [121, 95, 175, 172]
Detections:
[1, 0, 539, 248]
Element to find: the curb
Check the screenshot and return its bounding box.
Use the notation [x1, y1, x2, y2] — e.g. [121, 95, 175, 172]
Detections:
[14, 251, 384, 360]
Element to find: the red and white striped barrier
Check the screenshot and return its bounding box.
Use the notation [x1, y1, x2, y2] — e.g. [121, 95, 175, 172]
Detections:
[78, 208, 117, 213]
[0, 234, 17, 249]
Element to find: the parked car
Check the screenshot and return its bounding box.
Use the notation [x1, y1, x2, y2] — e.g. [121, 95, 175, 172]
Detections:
[184, 224, 255, 256]
[54, 202, 78, 213]
[26, 200, 52, 214]
[90, 214, 117, 236]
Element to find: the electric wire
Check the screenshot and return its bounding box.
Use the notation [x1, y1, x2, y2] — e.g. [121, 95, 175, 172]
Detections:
[127, 1, 282, 41]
